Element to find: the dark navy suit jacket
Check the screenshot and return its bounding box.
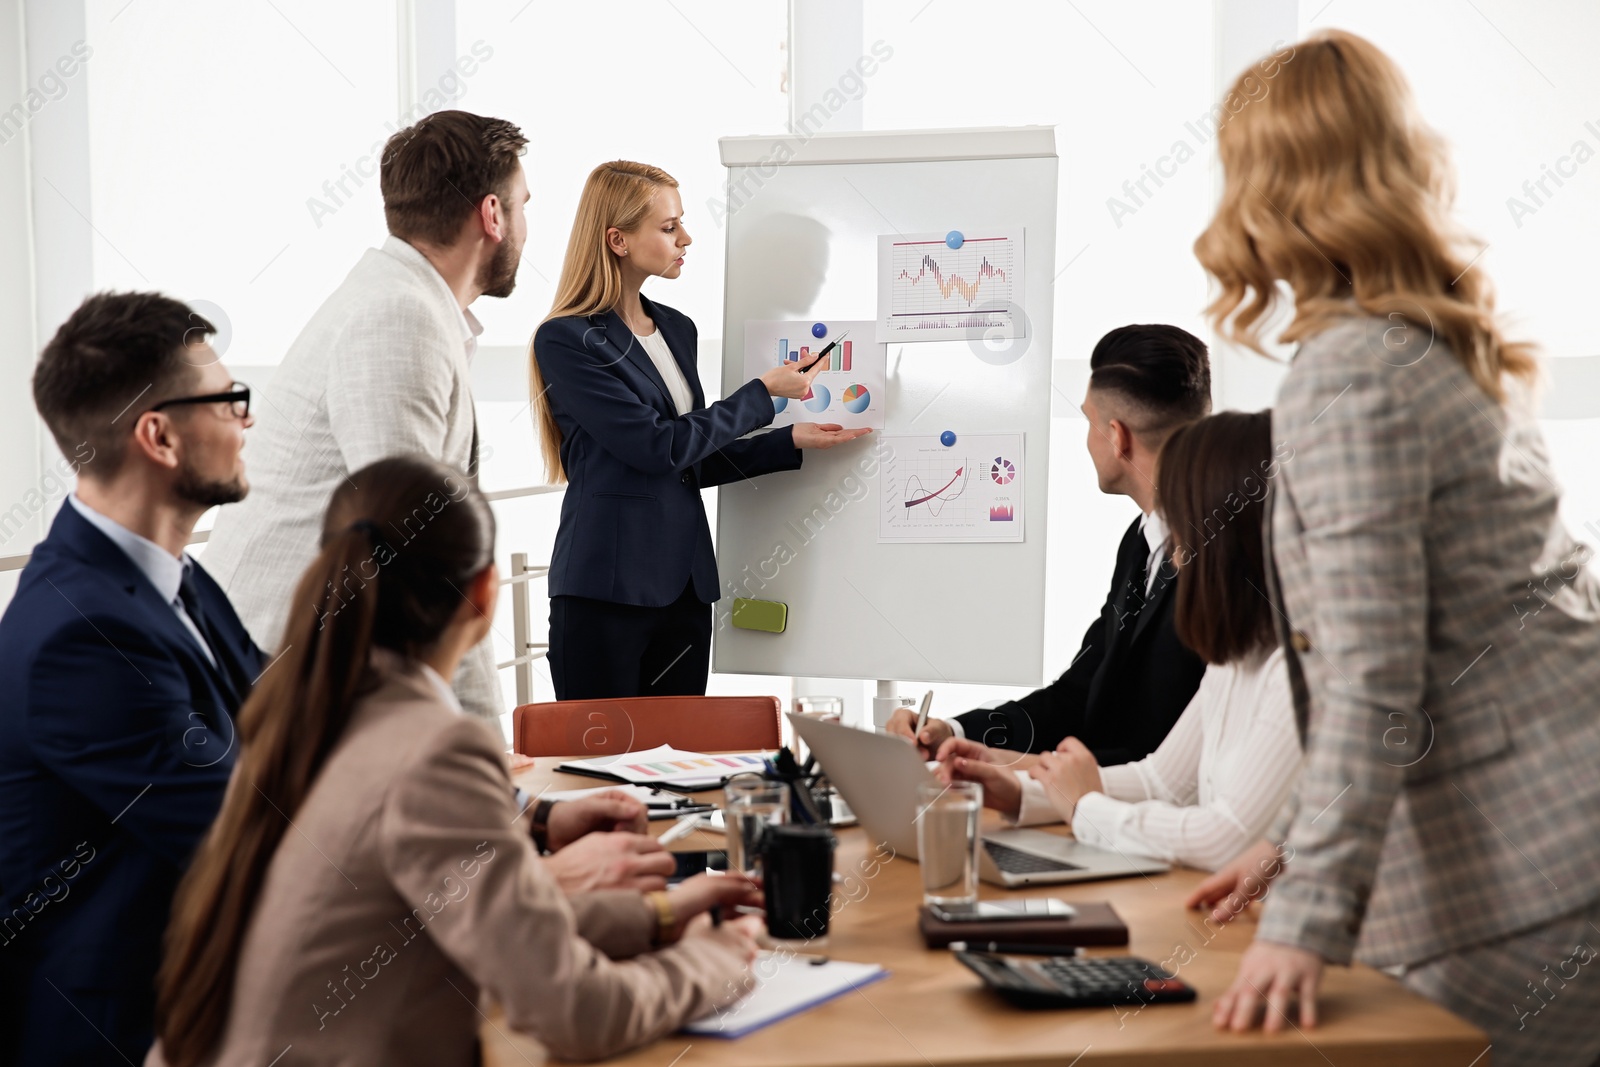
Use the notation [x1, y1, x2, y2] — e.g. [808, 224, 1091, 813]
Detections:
[955, 516, 1207, 764]
[534, 295, 802, 606]
[0, 502, 265, 1065]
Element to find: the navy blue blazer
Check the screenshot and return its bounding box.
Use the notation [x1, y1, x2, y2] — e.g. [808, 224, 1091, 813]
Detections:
[534, 295, 803, 606]
[0, 502, 265, 1064]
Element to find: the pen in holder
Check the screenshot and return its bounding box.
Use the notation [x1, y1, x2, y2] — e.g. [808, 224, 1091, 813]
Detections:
[767, 747, 833, 825]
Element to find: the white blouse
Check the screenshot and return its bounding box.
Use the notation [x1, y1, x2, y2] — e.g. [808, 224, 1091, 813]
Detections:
[634, 328, 695, 416]
[1010, 645, 1300, 871]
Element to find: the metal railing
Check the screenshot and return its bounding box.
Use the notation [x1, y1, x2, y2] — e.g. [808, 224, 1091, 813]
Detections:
[499, 551, 549, 705]
[0, 486, 561, 705]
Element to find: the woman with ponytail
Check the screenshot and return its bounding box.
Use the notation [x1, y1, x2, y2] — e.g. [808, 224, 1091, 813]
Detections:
[149, 455, 763, 1066]
[532, 161, 871, 699]
[1185, 32, 1600, 1066]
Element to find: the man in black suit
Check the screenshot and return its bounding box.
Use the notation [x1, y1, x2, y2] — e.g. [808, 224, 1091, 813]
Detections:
[888, 324, 1211, 763]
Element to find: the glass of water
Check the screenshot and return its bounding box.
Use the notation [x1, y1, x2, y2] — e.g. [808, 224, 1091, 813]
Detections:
[917, 780, 982, 906]
[723, 777, 790, 874]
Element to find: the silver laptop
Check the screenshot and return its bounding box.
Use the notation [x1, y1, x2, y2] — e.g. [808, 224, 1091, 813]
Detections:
[789, 714, 1168, 887]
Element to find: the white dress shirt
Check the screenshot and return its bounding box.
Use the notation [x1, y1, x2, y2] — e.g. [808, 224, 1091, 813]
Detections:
[67, 495, 218, 667]
[634, 328, 694, 416]
[1138, 509, 1167, 596]
[1010, 644, 1300, 871]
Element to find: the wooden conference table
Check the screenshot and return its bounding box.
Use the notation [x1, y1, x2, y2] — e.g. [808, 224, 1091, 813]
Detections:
[484, 758, 1487, 1067]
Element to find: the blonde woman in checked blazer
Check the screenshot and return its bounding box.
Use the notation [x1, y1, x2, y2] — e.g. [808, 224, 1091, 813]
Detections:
[1186, 32, 1600, 1067]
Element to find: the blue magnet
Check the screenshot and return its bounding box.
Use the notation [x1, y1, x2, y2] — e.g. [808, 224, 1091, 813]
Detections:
[811, 322, 828, 339]
[945, 231, 964, 250]
[940, 430, 957, 447]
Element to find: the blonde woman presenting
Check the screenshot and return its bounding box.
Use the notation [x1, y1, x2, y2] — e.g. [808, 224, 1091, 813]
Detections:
[532, 162, 869, 700]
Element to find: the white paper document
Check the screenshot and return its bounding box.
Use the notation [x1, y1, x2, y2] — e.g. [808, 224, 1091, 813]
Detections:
[554, 745, 772, 789]
[879, 433, 1025, 543]
[742, 319, 886, 430]
[876, 229, 1027, 342]
[684, 955, 888, 1038]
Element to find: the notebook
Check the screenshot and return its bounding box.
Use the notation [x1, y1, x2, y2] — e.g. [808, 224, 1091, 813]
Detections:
[555, 745, 772, 790]
[917, 902, 1130, 947]
[683, 955, 888, 1038]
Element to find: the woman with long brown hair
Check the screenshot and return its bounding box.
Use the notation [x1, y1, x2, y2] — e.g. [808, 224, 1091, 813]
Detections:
[1186, 32, 1600, 1066]
[934, 411, 1300, 872]
[531, 161, 870, 700]
[149, 455, 764, 1066]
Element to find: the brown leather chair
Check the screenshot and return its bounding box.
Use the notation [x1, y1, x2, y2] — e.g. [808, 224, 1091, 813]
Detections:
[511, 695, 783, 757]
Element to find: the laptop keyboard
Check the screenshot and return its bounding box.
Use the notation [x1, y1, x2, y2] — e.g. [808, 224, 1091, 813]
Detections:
[984, 840, 1083, 874]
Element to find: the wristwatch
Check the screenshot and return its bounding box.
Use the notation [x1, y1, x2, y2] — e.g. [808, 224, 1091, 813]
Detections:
[529, 797, 558, 855]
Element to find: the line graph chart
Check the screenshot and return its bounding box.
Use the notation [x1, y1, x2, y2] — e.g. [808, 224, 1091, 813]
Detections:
[880, 433, 1024, 543]
[877, 229, 1026, 342]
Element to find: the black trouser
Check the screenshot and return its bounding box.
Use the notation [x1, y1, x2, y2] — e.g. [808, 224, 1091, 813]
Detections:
[548, 581, 712, 700]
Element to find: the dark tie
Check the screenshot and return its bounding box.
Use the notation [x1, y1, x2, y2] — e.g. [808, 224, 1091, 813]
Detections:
[177, 566, 252, 710]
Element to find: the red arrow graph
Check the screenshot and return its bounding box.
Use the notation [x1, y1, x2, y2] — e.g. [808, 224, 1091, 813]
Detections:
[904, 467, 964, 508]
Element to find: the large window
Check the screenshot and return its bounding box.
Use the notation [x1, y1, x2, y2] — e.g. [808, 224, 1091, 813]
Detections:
[84, 0, 399, 367]
[1301, 0, 1600, 550]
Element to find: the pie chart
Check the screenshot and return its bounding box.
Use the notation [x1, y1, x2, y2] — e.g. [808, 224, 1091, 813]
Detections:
[772, 397, 788, 414]
[842, 384, 871, 414]
[990, 457, 1016, 485]
[803, 383, 832, 413]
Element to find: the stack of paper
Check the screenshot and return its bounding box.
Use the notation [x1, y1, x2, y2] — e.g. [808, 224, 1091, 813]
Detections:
[555, 745, 772, 789]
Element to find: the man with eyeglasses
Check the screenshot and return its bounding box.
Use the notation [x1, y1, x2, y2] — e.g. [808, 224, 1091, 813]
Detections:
[0, 291, 266, 1064]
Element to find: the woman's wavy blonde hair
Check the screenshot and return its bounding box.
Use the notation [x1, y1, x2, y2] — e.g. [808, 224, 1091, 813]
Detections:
[530, 160, 678, 482]
[1194, 30, 1536, 401]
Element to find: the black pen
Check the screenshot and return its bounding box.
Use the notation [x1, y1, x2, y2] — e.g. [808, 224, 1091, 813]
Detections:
[799, 331, 849, 372]
[947, 941, 1084, 957]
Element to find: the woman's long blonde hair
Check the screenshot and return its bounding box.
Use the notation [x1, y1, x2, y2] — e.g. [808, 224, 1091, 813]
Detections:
[530, 160, 679, 482]
[1194, 30, 1536, 401]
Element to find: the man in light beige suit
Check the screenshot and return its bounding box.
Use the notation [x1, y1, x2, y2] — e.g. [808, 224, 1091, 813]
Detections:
[204, 110, 530, 730]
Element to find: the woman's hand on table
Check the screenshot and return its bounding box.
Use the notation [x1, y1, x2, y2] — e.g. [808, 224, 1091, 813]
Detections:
[1027, 738, 1103, 822]
[1184, 838, 1286, 926]
[680, 913, 764, 964]
[1213, 939, 1325, 1032]
[664, 872, 764, 936]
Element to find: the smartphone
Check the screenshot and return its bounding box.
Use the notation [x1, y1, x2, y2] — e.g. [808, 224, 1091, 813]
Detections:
[929, 899, 1077, 922]
[668, 850, 730, 884]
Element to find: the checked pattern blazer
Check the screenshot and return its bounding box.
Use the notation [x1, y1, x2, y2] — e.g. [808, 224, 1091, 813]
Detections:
[1259, 314, 1600, 969]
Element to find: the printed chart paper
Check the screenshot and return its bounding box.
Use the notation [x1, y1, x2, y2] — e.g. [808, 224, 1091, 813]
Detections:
[876, 229, 1027, 342]
[879, 433, 1024, 544]
[743, 319, 886, 430]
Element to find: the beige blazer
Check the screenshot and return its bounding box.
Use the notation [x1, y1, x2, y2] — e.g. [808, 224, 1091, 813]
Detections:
[1261, 314, 1600, 969]
[147, 659, 751, 1066]
[201, 235, 502, 729]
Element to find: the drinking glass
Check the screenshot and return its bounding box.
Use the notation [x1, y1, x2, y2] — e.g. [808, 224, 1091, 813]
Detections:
[917, 780, 981, 906]
[723, 777, 789, 874]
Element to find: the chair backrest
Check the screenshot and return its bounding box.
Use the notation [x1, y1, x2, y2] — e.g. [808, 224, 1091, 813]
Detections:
[512, 695, 783, 757]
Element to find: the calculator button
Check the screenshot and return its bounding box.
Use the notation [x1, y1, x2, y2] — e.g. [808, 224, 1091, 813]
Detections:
[1144, 978, 1186, 993]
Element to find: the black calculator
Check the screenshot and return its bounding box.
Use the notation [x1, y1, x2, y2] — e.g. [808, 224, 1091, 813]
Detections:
[954, 951, 1197, 1010]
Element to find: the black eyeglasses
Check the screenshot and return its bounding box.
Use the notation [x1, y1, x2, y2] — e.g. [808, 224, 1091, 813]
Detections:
[148, 382, 251, 420]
